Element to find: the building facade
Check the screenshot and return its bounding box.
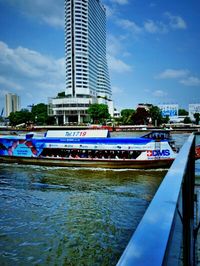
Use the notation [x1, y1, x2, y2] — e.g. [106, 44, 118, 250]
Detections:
[50, 0, 112, 124]
[189, 104, 200, 120]
[5, 93, 20, 117]
[158, 104, 179, 119]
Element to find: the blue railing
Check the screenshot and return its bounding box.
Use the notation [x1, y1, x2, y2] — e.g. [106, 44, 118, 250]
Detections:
[117, 134, 196, 266]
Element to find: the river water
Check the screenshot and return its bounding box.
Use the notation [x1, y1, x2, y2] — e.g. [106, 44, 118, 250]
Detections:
[0, 132, 193, 265]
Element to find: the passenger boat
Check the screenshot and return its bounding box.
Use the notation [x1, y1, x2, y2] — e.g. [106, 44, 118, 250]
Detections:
[0, 130, 178, 169]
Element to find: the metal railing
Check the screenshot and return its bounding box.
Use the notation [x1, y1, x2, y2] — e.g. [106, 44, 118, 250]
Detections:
[116, 134, 196, 266]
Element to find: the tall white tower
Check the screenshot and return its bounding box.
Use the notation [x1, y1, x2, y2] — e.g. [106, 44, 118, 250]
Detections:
[65, 0, 111, 100]
[50, 0, 112, 124]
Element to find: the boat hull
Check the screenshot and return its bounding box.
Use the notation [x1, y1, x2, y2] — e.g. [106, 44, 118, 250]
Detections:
[0, 156, 174, 169]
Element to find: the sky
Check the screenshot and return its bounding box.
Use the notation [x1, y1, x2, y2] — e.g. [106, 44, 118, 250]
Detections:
[0, 0, 200, 114]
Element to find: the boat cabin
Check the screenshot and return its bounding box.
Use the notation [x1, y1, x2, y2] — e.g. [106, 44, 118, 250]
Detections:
[142, 130, 171, 140]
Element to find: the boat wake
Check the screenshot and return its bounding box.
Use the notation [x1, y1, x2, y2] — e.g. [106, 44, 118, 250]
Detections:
[0, 163, 167, 172]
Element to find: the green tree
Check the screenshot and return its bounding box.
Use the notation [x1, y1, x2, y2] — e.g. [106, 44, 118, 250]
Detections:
[8, 103, 56, 126]
[183, 116, 192, 124]
[31, 103, 55, 125]
[132, 108, 149, 125]
[9, 109, 33, 126]
[178, 109, 188, 116]
[120, 109, 135, 124]
[149, 105, 163, 126]
[31, 103, 48, 125]
[57, 91, 65, 97]
[194, 113, 200, 125]
[8, 112, 17, 126]
[87, 104, 110, 124]
[162, 115, 170, 124]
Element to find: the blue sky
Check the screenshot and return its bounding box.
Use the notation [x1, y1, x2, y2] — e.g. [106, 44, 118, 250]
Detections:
[0, 0, 199, 114]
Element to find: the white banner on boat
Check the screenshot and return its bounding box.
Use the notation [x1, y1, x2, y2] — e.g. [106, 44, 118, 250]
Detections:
[46, 130, 109, 138]
[44, 143, 155, 150]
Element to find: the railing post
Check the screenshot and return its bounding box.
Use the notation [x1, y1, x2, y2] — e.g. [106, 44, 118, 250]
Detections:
[182, 136, 195, 266]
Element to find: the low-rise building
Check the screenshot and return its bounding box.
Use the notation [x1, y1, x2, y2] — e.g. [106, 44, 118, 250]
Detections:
[158, 104, 179, 120]
[48, 96, 114, 125]
[189, 104, 200, 120]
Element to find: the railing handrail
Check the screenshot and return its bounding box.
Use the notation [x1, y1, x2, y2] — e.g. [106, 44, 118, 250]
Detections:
[116, 134, 195, 266]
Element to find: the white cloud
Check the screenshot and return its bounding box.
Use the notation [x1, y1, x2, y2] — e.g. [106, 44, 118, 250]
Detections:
[117, 19, 142, 34]
[165, 12, 187, 30]
[153, 90, 168, 97]
[107, 54, 132, 73]
[115, 12, 186, 36]
[112, 86, 123, 94]
[0, 41, 65, 108]
[156, 69, 189, 79]
[107, 34, 132, 73]
[144, 20, 159, 33]
[104, 4, 115, 18]
[144, 20, 167, 34]
[180, 76, 200, 86]
[0, 76, 23, 91]
[143, 13, 186, 34]
[107, 34, 125, 56]
[0, 89, 10, 97]
[110, 0, 129, 4]
[156, 68, 200, 87]
[0, 0, 64, 28]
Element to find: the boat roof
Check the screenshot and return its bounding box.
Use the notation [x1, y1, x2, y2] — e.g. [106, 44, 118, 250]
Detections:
[0, 129, 171, 145]
[45, 130, 110, 138]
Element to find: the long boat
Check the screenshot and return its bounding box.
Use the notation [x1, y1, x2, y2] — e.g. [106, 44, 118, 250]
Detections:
[0, 129, 179, 169]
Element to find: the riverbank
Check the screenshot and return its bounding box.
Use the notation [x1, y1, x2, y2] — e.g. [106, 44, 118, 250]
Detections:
[0, 124, 200, 133]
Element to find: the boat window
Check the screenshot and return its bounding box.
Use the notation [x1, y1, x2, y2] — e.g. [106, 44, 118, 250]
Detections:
[143, 131, 170, 140]
[40, 148, 142, 160]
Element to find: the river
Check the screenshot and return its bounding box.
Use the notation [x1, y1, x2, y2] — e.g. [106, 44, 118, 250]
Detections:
[0, 132, 192, 265]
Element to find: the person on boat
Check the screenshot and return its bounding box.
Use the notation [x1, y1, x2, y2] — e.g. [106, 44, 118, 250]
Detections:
[115, 151, 120, 159]
[104, 151, 108, 159]
[88, 151, 92, 159]
[69, 153, 74, 159]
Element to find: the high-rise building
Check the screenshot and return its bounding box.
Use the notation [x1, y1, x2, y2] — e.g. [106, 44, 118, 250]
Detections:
[49, 0, 113, 124]
[5, 93, 20, 117]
